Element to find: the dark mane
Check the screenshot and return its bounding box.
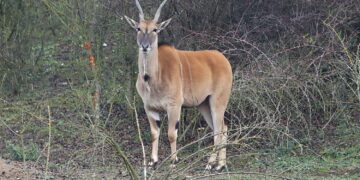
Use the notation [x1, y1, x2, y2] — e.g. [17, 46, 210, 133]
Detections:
[158, 41, 173, 47]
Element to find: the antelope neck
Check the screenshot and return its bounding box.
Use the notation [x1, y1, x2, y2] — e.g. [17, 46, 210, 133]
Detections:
[138, 47, 159, 82]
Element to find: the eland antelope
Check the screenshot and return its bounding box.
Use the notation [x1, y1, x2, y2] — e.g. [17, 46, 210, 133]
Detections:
[124, 0, 232, 171]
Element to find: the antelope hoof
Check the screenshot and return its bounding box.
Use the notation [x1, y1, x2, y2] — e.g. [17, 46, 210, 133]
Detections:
[170, 157, 180, 168]
[148, 161, 158, 169]
[173, 157, 180, 164]
[205, 163, 216, 171]
[215, 164, 226, 172]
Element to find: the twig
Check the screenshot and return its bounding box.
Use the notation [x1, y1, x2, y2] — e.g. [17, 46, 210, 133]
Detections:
[104, 102, 113, 126]
[106, 137, 139, 180]
[45, 105, 52, 177]
[126, 96, 147, 180]
[189, 171, 295, 180]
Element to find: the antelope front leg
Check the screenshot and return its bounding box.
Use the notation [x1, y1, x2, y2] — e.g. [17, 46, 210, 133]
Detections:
[167, 106, 181, 165]
[145, 108, 161, 169]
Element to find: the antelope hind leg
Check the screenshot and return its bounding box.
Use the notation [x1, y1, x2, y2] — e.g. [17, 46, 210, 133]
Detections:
[207, 93, 229, 171]
[215, 125, 227, 171]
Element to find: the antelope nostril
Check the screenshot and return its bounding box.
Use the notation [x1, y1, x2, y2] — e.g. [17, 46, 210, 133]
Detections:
[142, 45, 150, 51]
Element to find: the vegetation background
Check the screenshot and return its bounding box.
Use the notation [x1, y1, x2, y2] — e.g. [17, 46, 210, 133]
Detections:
[0, 0, 359, 179]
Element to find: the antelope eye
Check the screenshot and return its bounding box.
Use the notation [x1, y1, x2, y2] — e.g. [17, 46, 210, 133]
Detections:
[136, 28, 141, 32]
[153, 29, 158, 32]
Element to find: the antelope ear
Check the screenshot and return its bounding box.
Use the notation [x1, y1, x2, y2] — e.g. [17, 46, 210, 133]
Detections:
[124, 15, 138, 29]
[157, 18, 172, 32]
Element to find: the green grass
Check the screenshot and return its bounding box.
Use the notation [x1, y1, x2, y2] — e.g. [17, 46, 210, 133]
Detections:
[6, 141, 40, 162]
[184, 143, 359, 179]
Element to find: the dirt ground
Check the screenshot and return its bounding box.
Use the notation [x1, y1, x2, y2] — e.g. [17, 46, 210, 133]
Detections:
[0, 158, 44, 180]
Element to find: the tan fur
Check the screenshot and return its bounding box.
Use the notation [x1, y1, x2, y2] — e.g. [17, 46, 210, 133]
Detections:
[137, 46, 232, 109]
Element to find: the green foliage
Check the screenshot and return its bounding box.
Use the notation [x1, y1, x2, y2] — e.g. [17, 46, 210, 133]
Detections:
[321, 145, 360, 160]
[6, 141, 40, 162]
[276, 141, 297, 156]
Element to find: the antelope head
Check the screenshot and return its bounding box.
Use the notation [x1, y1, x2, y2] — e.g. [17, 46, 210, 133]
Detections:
[124, 0, 172, 53]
